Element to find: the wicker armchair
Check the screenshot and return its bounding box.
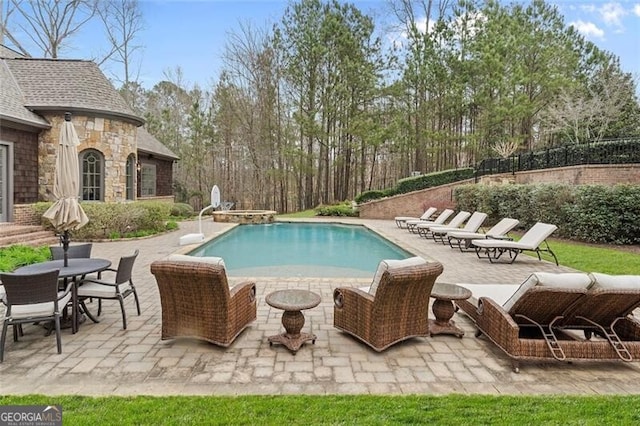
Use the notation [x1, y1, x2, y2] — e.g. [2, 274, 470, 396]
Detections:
[333, 261, 443, 352]
[150, 257, 257, 347]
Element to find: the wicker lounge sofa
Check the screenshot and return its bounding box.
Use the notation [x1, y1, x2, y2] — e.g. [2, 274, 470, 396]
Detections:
[457, 272, 640, 372]
[333, 257, 443, 351]
[150, 255, 257, 347]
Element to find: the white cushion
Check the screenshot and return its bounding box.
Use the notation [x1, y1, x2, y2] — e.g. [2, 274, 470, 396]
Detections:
[589, 272, 640, 290]
[502, 272, 593, 312]
[10, 291, 72, 320]
[168, 254, 226, 268]
[77, 282, 131, 298]
[369, 256, 427, 296]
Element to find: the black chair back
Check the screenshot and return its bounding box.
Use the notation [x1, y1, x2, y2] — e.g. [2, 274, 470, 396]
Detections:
[115, 250, 139, 284]
[0, 270, 61, 306]
[50, 243, 92, 260]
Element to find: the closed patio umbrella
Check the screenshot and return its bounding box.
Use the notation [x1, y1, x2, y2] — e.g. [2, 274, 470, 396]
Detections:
[43, 112, 89, 266]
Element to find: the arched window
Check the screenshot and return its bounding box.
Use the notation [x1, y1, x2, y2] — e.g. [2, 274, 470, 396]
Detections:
[125, 154, 135, 200]
[80, 149, 104, 201]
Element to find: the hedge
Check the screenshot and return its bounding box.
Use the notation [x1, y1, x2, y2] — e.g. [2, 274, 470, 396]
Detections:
[32, 201, 172, 240]
[453, 183, 640, 244]
[355, 168, 474, 204]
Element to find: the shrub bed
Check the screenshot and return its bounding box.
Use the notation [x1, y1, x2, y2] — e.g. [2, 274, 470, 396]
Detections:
[32, 201, 174, 240]
[315, 202, 359, 217]
[453, 183, 640, 244]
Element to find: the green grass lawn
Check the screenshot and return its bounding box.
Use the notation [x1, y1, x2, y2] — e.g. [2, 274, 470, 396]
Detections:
[2, 394, 640, 425]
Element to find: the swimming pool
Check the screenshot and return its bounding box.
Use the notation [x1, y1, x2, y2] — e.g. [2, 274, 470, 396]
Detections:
[188, 222, 413, 277]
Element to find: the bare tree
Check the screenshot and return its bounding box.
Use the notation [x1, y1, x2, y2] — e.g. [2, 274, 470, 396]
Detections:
[543, 65, 635, 144]
[1, 0, 97, 58]
[96, 0, 144, 86]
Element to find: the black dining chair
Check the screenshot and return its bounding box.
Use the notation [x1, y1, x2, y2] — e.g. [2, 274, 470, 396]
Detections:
[49, 243, 92, 260]
[77, 250, 140, 329]
[0, 269, 72, 362]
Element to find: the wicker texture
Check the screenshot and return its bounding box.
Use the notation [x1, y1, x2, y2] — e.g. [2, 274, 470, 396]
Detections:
[458, 287, 640, 371]
[333, 262, 443, 352]
[150, 260, 257, 347]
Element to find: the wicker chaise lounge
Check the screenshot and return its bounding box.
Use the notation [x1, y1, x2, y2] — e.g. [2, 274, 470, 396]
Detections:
[333, 257, 443, 351]
[150, 255, 257, 347]
[457, 272, 640, 372]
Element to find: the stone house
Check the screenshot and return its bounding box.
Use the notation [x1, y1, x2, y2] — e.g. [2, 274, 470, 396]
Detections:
[0, 45, 178, 224]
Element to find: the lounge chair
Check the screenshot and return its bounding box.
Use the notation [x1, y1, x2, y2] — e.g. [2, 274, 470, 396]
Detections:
[394, 207, 437, 229]
[150, 255, 257, 347]
[456, 272, 640, 371]
[472, 222, 558, 265]
[333, 257, 443, 351]
[415, 210, 470, 238]
[447, 218, 520, 252]
[406, 209, 454, 234]
[430, 212, 488, 244]
[556, 273, 640, 360]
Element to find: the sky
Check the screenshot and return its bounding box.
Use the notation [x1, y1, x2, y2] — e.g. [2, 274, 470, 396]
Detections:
[38, 0, 640, 90]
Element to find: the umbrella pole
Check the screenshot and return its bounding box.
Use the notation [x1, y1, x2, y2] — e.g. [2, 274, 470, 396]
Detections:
[61, 230, 70, 267]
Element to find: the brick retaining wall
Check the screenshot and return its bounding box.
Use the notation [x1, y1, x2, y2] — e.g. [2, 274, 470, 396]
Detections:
[358, 164, 640, 219]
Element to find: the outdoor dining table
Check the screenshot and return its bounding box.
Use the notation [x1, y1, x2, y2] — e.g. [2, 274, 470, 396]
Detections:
[15, 258, 111, 334]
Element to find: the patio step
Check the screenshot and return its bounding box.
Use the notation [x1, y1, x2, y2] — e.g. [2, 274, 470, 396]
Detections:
[0, 224, 59, 248]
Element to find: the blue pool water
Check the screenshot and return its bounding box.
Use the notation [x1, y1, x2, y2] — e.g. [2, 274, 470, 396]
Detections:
[188, 222, 413, 277]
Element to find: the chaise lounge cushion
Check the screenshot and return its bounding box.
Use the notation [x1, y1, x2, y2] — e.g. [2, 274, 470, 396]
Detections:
[589, 272, 640, 290]
[368, 256, 427, 296]
[502, 272, 593, 312]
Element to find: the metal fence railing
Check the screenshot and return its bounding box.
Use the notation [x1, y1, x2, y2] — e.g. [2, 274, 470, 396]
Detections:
[475, 138, 640, 178]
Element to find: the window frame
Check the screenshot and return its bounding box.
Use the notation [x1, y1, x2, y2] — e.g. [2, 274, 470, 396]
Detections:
[80, 149, 104, 201]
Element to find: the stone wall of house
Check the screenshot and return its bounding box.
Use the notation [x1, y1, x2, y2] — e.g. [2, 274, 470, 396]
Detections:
[1, 126, 39, 204]
[358, 164, 640, 219]
[38, 114, 137, 203]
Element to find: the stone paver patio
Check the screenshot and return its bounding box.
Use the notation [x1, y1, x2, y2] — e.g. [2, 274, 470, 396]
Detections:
[2, 217, 640, 396]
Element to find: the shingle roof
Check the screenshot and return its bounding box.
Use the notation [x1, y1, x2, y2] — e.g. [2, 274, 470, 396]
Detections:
[0, 45, 25, 59]
[0, 60, 50, 128]
[4, 58, 144, 126]
[137, 127, 179, 160]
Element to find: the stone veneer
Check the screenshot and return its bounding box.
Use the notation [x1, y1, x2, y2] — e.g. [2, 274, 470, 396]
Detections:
[38, 113, 137, 202]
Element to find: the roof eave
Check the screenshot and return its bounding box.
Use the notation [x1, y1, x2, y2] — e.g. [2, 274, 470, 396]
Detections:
[137, 147, 180, 161]
[0, 113, 51, 130]
[26, 106, 145, 126]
